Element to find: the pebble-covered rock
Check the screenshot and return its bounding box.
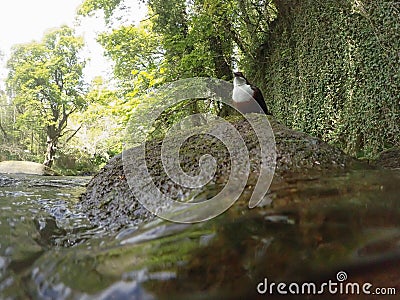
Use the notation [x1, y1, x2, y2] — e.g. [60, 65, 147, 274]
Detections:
[80, 115, 363, 230]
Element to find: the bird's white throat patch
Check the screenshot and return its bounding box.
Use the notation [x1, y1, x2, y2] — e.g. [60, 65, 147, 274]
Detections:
[233, 76, 247, 86]
[232, 82, 254, 103]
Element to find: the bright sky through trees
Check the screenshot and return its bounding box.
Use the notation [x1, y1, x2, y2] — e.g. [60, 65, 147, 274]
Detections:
[0, 0, 82, 50]
[0, 0, 147, 85]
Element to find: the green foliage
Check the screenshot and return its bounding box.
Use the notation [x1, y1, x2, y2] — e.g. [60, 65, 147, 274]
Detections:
[80, 0, 244, 119]
[82, 0, 239, 81]
[98, 20, 164, 98]
[50, 77, 124, 175]
[79, 0, 399, 160]
[148, 0, 235, 80]
[0, 91, 31, 161]
[225, 0, 278, 78]
[78, 0, 124, 21]
[6, 26, 87, 166]
[63, 77, 124, 171]
[260, 0, 400, 158]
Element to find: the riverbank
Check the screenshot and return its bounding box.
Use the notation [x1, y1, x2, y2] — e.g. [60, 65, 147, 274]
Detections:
[0, 160, 58, 176]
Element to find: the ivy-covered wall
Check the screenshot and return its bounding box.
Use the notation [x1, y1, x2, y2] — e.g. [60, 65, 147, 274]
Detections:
[260, 0, 399, 157]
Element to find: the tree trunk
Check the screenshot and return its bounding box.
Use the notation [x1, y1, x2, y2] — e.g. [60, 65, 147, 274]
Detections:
[43, 138, 57, 168]
[0, 122, 9, 142]
[208, 35, 235, 117]
[43, 125, 58, 168]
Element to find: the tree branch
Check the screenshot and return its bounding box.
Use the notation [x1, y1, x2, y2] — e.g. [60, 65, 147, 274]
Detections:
[64, 124, 82, 144]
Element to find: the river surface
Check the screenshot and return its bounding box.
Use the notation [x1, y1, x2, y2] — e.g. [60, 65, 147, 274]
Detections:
[0, 169, 399, 299]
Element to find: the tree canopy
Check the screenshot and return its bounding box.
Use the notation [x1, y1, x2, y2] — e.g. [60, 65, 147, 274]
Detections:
[78, 0, 398, 158]
[6, 25, 87, 167]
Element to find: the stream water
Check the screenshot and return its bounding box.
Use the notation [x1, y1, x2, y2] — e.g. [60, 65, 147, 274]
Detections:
[0, 169, 399, 299]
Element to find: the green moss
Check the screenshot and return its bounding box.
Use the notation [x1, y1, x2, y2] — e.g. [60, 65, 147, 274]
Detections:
[249, 0, 399, 159]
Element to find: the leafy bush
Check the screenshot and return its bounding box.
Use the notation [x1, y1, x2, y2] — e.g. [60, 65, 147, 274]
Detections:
[257, 0, 399, 158]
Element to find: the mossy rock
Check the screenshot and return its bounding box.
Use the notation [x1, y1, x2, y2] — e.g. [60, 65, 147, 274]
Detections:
[80, 115, 364, 230]
[372, 148, 400, 169]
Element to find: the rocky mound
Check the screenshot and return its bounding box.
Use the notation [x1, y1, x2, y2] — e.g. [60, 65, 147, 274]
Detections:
[80, 116, 364, 230]
[372, 148, 400, 169]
